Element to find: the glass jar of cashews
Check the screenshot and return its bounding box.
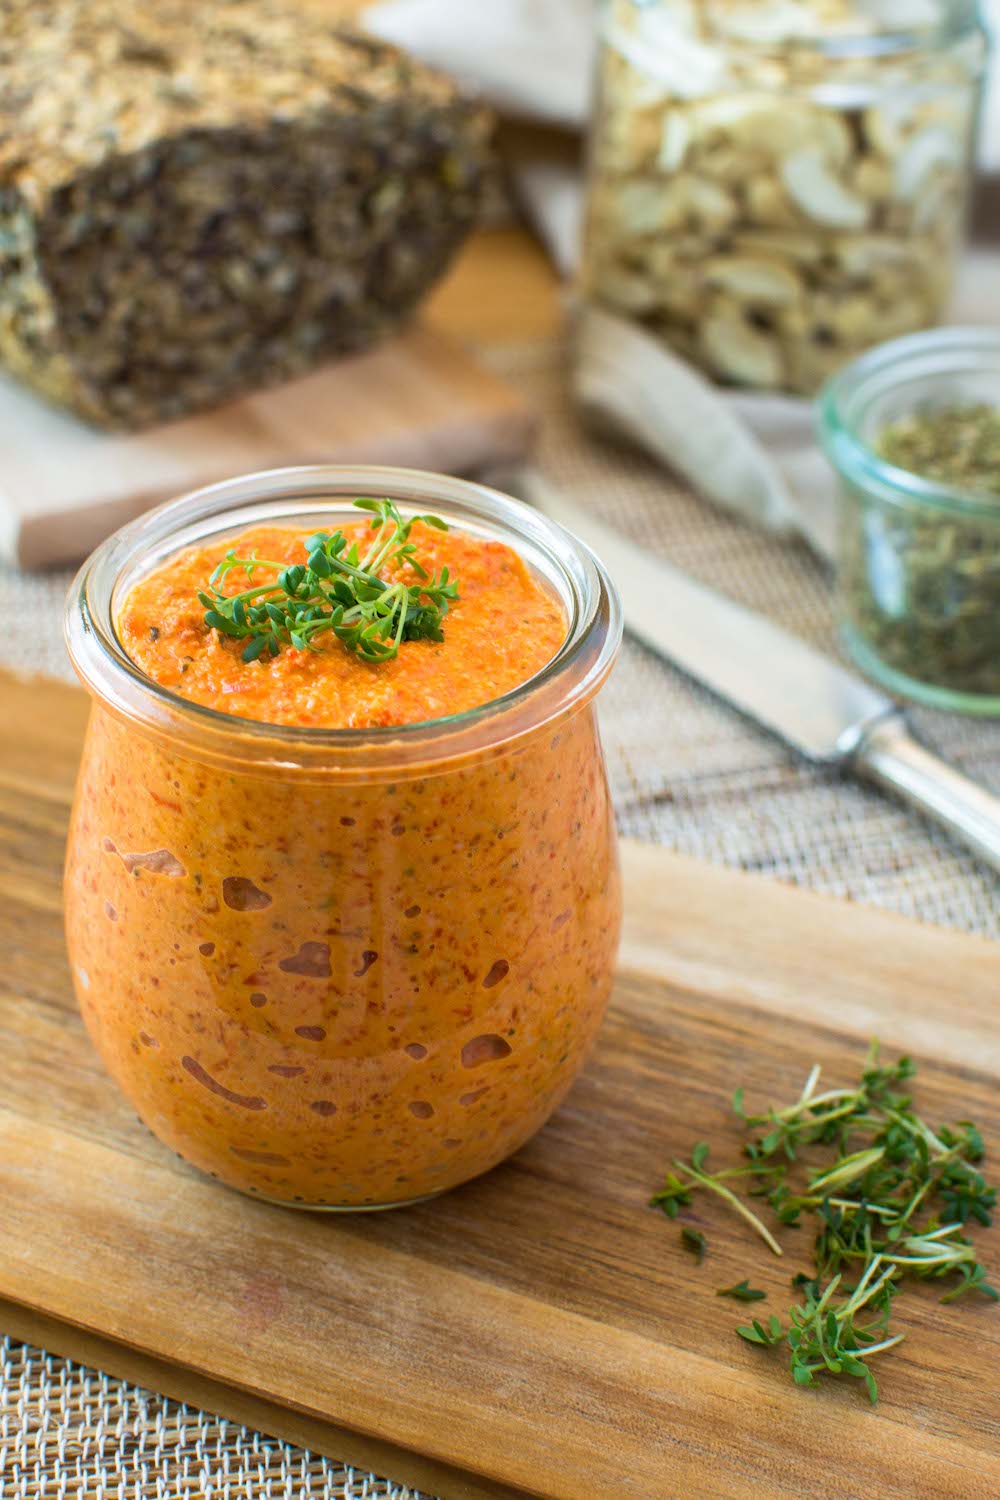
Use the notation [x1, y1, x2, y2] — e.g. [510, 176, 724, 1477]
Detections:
[581, 0, 989, 394]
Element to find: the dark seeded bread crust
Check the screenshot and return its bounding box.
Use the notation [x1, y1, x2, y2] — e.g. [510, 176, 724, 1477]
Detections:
[0, 1, 493, 428]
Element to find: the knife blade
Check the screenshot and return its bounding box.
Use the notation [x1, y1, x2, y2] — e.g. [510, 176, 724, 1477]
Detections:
[514, 469, 1000, 875]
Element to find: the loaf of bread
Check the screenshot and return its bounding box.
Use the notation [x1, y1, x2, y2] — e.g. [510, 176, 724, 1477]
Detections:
[0, 1, 492, 428]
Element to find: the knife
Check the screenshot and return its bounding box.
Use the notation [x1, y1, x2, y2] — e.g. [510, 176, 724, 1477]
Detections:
[516, 469, 1000, 876]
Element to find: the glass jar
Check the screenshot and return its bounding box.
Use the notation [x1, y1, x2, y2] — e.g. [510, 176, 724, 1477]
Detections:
[64, 466, 623, 1209]
[819, 327, 1000, 714]
[581, 0, 989, 393]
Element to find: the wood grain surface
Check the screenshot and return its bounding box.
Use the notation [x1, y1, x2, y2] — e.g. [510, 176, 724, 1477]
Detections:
[1, 669, 998, 1500]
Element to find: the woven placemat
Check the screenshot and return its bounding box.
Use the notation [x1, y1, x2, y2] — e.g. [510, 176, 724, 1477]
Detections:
[3, 336, 999, 1499]
[0, 1338, 427, 1499]
[488, 340, 1000, 937]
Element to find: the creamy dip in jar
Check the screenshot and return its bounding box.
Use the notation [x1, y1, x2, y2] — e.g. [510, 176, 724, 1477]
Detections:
[64, 467, 623, 1208]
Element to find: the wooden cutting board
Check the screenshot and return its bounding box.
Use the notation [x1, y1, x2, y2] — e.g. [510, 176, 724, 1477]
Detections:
[2, 668, 999, 1500]
[0, 325, 534, 569]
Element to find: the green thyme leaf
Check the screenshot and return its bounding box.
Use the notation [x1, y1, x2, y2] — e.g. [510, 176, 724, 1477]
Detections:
[736, 1317, 782, 1348]
[650, 1172, 692, 1219]
[681, 1226, 707, 1263]
[717, 1281, 767, 1302]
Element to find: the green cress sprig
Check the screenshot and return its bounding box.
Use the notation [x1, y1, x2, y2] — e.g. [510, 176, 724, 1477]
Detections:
[651, 1043, 997, 1404]
[199, 498, 458, 664]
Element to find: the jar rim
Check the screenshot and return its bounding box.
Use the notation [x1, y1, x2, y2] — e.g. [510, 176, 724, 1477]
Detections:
[817, 327, 1000, 519]
[65, 465, 623, 776]
[626, 0, 986, 56]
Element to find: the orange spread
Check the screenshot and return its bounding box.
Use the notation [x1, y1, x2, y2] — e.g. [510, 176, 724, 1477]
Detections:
[117, 522, 566, 728]
[66, 517, 620, 1207]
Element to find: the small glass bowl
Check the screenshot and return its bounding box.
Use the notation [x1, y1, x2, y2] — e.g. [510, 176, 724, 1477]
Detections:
[818, 327, 1000, 717]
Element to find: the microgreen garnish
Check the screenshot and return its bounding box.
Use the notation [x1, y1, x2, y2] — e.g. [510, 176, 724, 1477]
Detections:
[737, 1262, 902, 1404]
[653, 1044, 997, 1403]
[198, 498, 458, 664]
[736, 1313, 784, 1348]
[651, 1143, 783, 1257]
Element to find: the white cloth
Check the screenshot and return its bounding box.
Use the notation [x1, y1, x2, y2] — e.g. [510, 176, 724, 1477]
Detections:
[367, 0, 594, 128]
[369, 0, 1000, 559]
[572, 306, 837, 558]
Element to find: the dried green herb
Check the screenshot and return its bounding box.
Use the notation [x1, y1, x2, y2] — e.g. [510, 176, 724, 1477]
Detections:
[879, 406, 1000, 493]
[651, 1044, 997, 1403]
[840, 404, 1000, 701]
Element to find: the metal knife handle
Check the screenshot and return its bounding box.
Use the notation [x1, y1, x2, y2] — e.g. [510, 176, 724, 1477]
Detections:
[853, 713, 1000, 875]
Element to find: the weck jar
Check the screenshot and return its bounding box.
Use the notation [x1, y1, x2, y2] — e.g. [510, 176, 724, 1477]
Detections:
[64, 466, 623, 1209]
[581, 0, 989, 392]
[820, 327, 1000, 714]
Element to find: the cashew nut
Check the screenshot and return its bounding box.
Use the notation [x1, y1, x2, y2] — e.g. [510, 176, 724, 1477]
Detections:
[691, 94, 851, 166]
[781, 148, 870, 229]
[733, 230, 825, 265]
[658, 110, 691, 171]
[893, 125, 963, 200]
[745, 174, 799, 228]
[590, 262, 661, 315]
[703, 255, 803, 306]
[699, 298, 784, 387]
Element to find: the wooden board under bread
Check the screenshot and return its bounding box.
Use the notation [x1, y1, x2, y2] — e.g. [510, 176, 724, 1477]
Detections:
[1, 668, 998, 1500]
[0, 325, 534, 569]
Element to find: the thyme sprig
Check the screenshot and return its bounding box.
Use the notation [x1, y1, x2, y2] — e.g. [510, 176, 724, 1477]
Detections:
[651, 1044, 997, 1403]
[199, 498, 458, 664]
